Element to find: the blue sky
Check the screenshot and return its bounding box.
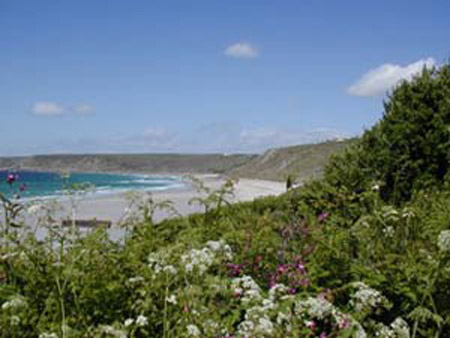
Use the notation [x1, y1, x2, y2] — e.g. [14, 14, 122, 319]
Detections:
[1, 0, 449, 155]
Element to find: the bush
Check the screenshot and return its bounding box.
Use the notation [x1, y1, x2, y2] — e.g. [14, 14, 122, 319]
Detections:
[325, 64, 450, 204]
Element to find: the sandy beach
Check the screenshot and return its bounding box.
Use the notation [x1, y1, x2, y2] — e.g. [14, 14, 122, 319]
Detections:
[24, 174, 285, 241]
[70, 174, 285, 223]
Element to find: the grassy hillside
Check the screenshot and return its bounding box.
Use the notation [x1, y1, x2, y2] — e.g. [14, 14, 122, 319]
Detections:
[0, 153, 255, 174]
[229, 138, 356, 182]
[0, 139, 355, 182]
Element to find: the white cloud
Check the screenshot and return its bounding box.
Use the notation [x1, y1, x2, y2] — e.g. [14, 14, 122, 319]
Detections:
[238, 127, 349, 152]
[73, 103, 95, 115]
[347, 57, 436, 97]
[31, 101, 65, 116]
[225, 42, 259, 59]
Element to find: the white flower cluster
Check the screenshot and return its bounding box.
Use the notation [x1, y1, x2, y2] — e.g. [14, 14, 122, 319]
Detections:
[375, 317, 410, 338]
[166, 294, 177, 305]
[231, 275, 263, 304]
[148, 252, 177, 275]
[97, 325, 127, 338]
[237, 315, 274, 337]
[187, 324, 201, 337]
[437, 230, 450, 253]
[294, 296, 334, 320]
[182, 240, 233, 275]
[268, 283, 291, 301]
[1, 297, 27, 310]
[206, 240, 233, 260]
[126, 276, 145, 285]
[39, 334, 59, 338]
[294, 295, 367, 337]
[124, 315, 148, 328]
[350, 282, 388, 312]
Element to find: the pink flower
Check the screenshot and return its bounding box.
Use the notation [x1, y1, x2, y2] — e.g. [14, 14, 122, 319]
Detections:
[6, 173, 18, 185]
[277, 264, 288, 275]
[296, 263, 306, 274]
[318, 212, 329, 222]
[226, 263, 244, 276]
[338, 316, 351, 329]
[305, 320, 316, 330]
[319, 333, 327, 338]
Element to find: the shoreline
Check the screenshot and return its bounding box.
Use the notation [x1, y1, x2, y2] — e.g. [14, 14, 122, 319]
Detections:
[66, 174, 286, 225]
[19, 174, 286, 241]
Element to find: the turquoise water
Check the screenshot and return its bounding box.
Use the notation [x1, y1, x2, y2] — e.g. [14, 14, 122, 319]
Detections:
[0, 170, 182, 200]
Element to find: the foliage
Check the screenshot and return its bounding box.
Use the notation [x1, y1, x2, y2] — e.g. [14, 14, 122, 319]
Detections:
[1, 63, 450, 337]
[325, 64, 450, 204]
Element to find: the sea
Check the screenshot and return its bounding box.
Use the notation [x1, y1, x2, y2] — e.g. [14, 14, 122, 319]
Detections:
[0, 170, 183, 200]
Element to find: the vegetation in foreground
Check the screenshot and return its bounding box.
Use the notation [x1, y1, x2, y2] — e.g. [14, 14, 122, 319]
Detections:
[1, 64, 450, 337]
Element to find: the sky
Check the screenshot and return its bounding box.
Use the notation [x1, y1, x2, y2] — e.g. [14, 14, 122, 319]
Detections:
[1, 0, 449, 155]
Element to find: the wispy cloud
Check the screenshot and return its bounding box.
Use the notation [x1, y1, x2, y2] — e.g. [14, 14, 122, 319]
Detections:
[73, 103, 95, 115]
[31, 101, 95, 116]
[347, 58, 436, 97]
[31, 101, 65, 116]
[2, 121, 350, 155]
[225, 42, 259, 59]
[238, 127, 349, 152]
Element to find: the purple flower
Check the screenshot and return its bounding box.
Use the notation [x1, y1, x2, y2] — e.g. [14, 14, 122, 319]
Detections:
[277, 264, 288, 275]
[296, 263, 306, 274]
[306, 320, 316, 329]
[338, 316, 351, 329]
[288, 288, 297, 295]
[226, 263, 244, 277]
[268, 273, 278, 289]
[318, 212, 329, 222]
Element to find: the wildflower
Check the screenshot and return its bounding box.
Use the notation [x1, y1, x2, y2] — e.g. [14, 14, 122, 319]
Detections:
[6, 173, 18, 185]
[296, 263, 306, 273]
[294, 297, 334, 319]
[390, 317, 410, 338]
[437, 230, 450, 253]
[182, 248, 214, 274]
[277, 264, 288, 275]
[203, 319, 219, 332]
[135, 315, 148, 327]
[350, 282, 388, 312]
[166, 294, 177, 305]
[238, 314, 274, 336]
[163, 265, 177, 274]
[2, 297, 26, 310]
[98, 325, 127, 338]
[148, 252, 176, 275]
[268, 283, 289, 301]
[337, 315, 351, 329]
[231, 275, 262, 304]
[318, 212, 329, 222]
[9, 315, 20, 326]
[126, 276, 145, 285]
[305, 320, 316, 330]
[124, 318, 134, 327]
[226, 263, 244, 276]
[39, 334, 59, 338]
[187, 324, 201, 337]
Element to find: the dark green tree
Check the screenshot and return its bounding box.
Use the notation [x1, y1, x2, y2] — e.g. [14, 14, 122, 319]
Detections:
[325, 63, 450, 204]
